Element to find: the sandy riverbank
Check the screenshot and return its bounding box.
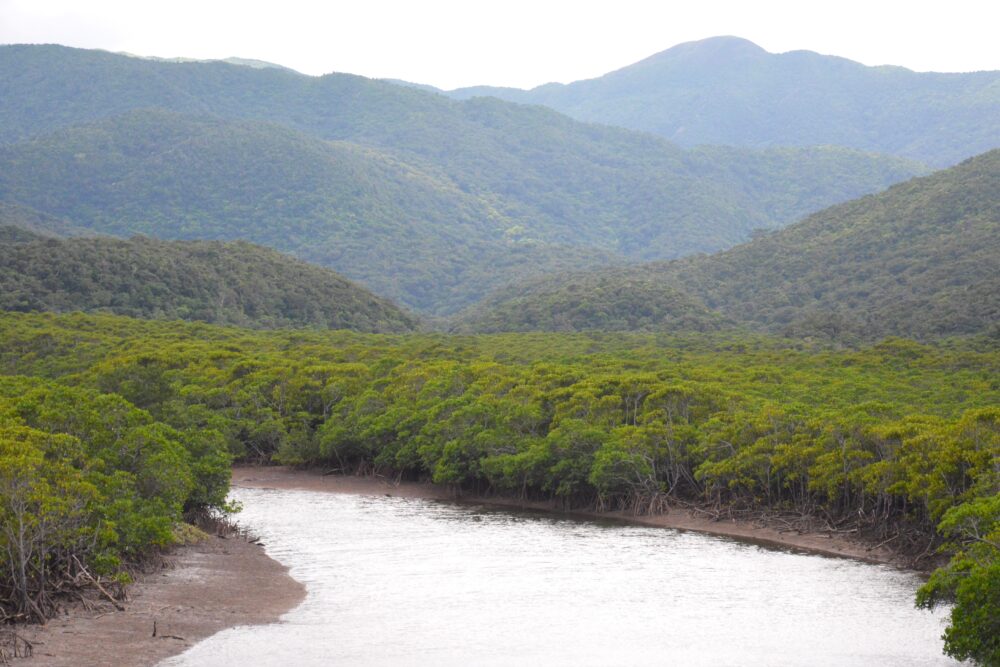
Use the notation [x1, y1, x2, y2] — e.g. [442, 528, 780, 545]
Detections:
[16, 532, 305, 667]
[233, 465, 904, 567]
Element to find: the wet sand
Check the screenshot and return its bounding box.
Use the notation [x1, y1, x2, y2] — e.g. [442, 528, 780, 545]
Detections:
[17, 533, 305, 667]
[233, 466, 904, 567]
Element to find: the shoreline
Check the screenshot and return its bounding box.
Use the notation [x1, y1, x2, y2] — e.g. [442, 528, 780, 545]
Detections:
[232, 465, 908, 569]
[16, 463, 914, 666]
[16, 531, 305, 667]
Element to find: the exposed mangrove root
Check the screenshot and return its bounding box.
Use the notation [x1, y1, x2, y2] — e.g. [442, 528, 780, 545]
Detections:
[449, 479, 944, 568]
[2, 512, 255, 629]
[188, 511, 258, 543]
[0, 551, 129, 625]
[0, 629, 32, 663]
[663, 497, 942, 567]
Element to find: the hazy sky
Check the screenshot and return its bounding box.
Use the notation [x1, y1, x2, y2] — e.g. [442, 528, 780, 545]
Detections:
[1, 0, 998, 89]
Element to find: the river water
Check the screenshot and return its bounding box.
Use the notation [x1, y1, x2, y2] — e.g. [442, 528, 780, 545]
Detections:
[164, 487, 956, 666]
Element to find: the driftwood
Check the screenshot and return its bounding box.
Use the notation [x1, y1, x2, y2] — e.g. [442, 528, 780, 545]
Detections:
[72, 556, 124, 611]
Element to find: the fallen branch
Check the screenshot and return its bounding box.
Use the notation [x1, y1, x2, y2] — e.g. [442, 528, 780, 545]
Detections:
[72, 556, 124, 611]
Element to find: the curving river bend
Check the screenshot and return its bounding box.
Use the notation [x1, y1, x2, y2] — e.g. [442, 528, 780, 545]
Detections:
[163, 487, 956, 666]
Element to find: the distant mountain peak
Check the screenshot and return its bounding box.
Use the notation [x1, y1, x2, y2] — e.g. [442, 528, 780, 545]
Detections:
[661, 35, 768, 57]
[614, 36, 767, 76]
[442, 35, 998, 166]
[627, 36, 771, 73]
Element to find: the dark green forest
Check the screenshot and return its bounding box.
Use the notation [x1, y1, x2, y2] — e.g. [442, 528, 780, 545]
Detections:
[0, 202, 94, 239]
[457, 149, 1000, 341]
[0, 230, 417, 332]
[0, 46, 927, 312]
[446, 36, 1000, 166]
[0, 313, 997, 661]
[452, 268, 731, 334]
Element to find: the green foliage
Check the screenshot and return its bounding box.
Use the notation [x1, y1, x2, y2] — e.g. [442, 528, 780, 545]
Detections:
[0, 424, 99, 619]
[0, 373, 232, 621]
[1, 311, 996, 650]
[667, 149, 1000, 341]
[447, 36, 1000, 167]
[0, 232, 418, 332]
[917, 494, 1000, 665]
[452, 269, 730, 333]
[458, 150, 999, 340]
[0, 202, 94, 238]
[0, 46, 927, 313]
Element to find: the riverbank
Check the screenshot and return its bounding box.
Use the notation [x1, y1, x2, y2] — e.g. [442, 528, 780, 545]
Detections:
[9, 466, 916, 667]
[233, 466, 906, 568]
[9, 465, 919, 665]
[15, 532, 305, 667]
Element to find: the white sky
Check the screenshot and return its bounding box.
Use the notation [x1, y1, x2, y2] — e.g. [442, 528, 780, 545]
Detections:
[1, 0, 998, 89]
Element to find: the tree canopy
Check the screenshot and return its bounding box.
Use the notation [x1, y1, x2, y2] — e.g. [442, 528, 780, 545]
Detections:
[0, 46, 927, 313]
[456, 149, 1000, 341]
[0, 231, 418, 332]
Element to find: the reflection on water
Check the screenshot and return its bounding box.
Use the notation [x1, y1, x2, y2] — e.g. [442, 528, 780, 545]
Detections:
[163, 487, 956, 666]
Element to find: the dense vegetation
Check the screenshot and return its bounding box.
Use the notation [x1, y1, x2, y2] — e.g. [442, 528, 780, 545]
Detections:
[0, 312, 997, 660]
[0, 202, 93, 238]
[0, 109, 618, 314]
[0, 230, 418, 332]
[447, 36, 1000, 167]
[0, 374, 231, 622]
[456, 150, 1000, 341]
[0, 46, 927, 312]
[452, 268, 729, 333]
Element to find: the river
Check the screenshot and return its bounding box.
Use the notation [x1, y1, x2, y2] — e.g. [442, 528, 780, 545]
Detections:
[163, 487, 956, 666]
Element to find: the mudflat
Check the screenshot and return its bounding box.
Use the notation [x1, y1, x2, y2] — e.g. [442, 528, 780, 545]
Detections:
[16, 533, 305, 667]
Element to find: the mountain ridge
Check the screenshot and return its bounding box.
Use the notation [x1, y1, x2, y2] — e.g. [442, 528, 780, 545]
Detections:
[453, 149, 1000, 340]
[443, 36, 1000, 166]
[0, 57, 926, 315]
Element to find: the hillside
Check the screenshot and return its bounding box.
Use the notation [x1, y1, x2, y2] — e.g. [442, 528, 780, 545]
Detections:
[446, 36, 1000, 166]
[0, 45, 927, 315]
[0, 47, 925, 242]
[451, 268, 728, 334]
[0, 231, 419, 332]
[455, 150, 1000, 340]
[0, 201, 96, 238]
[0, 109, 624, 314]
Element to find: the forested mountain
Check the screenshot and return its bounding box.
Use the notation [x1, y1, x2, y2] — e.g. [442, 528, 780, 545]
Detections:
[452, 269, 728, 334]
[455, 150, 1000, 340]
[0, 201, 95, 238]
[0, 230, 418, 332]
[0, 52, 925, 313]
[0, 109, 623, 314]
[446, 36, 1000, 166]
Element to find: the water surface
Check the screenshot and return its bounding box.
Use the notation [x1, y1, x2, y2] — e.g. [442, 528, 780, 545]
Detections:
[164, 487, 956, 666]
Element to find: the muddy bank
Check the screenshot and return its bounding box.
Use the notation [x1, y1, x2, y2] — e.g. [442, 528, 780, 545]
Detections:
[233, 466, 903, 568]
[16, 533, 305, 667]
